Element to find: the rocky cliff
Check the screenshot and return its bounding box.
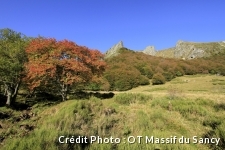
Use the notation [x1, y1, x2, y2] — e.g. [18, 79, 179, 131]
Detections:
[173, 40, 225, 59]
[142, 46, 156, 56]
[174, 40, 205, 59]
[105, 40, 225, 59]
[148, 40, 225, 59]
[105, 41, 123, 58]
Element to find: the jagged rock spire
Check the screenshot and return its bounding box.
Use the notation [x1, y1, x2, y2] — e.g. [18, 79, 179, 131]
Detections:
[142, 46, 156, 56]
[105, 41, 123, 58]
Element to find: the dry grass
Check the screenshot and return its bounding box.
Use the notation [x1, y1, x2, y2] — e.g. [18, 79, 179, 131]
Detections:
[2, 74, 225, 150]
[125, 74, 225, 100]
[155, 47, 175, 58]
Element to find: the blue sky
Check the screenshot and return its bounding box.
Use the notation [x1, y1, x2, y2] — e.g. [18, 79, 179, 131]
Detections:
[1, 0, 225, 53]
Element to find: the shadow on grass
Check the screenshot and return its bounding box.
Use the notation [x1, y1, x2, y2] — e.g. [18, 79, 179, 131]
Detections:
[202, 130, 225, 150]
[70, 91, 115, 100]
[214, 103, 225, 111]
[0, 92, 61, 110]
[1, 91, 115, 111]
[24, 92, 61, 106]
[0, 94, 7, 107]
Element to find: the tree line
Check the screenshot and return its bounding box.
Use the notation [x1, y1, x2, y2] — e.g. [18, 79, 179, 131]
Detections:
[102, 47, 225, 91]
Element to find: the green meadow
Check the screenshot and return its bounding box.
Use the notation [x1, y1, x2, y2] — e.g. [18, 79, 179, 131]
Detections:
[1, 75, 225, 150]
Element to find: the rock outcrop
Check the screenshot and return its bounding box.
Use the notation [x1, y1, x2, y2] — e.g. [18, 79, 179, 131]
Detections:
[174, 40, 205, 59]
[105, 41, 123, 58]
[142, 46, 156, 56]
[104, 40, 225, 59]
[173, 40, 224, 59]
[144, 40, 225, 59]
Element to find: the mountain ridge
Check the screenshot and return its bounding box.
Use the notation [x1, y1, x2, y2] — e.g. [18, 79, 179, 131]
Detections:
[105, 40, 225, 59]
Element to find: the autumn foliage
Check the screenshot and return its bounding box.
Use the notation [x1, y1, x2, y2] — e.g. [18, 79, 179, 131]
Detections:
[1, 28, 225, 103]
[25, 38, 106, 101]
[104, 47, 225, 90]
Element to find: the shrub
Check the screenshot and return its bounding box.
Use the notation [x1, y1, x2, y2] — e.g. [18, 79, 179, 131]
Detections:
[114, 79, 132, 91]
[174, 66, 184, 77]
[86, 82, 101, 91]
[163, 72, 174, 81]
[154, 67, 164, 74]
[176, 71, 183, 76]
[100, 79, 110, 91]
[136, 65, 153, 79]
[152, 73, 166, 85]
[209, 69, 216, 74]
[139, 75, 150, 85]
[86, 77, 110, 91]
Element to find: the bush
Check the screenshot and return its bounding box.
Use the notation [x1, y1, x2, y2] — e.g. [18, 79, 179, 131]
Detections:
[86, 77, 110, 91]
[105, 64, 150, 91]
[100, 79, 110, 91]
[176, 71, 183, 76]
[209, 69, 216, 74]
[114, 79, 132, 91]
[152, 73, 166, 85]
[86, 82, 101, 91]
[163, 72, 174, 81]
[136, 65, 153, 79]
[139, 75, 150, 85]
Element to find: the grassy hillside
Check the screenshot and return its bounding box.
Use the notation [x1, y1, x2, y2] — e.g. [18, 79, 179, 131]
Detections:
[155, 47, 175, 58]
[155, 41, 225, 59]
[1, 75, 225, 150]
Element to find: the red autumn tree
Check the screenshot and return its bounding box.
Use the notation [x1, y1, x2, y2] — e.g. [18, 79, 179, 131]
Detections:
[25, 38, 106, 101]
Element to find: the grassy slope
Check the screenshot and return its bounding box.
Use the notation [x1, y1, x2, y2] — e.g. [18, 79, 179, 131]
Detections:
[155, 47, 175, 58]
[127, 74, 225, 99]
[155, 42, 225, 59]
[1, 75, 225, 150]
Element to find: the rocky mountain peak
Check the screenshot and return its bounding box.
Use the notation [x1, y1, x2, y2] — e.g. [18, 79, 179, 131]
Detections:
[104, 40, 225, 59]
[142, 46, 156, 56]
[176, 40, 184, 45]
[105, 41, 124, 58]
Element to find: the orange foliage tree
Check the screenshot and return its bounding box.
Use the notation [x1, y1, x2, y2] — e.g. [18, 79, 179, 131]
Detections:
[25, 38, 106, 101]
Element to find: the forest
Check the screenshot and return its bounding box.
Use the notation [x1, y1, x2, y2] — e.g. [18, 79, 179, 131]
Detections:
[102, 47, 225, 91]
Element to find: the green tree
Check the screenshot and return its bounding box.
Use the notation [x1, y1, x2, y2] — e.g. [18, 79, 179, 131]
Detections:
[0, 28, 28, 106]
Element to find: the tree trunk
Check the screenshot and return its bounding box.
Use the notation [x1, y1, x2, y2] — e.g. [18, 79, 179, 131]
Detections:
[61, 83, 68, 101]
[12, 82, 20, 103]
[5, 81, 21, 106]
[5, 85, 13, 106]
[61, 92, 67, 101]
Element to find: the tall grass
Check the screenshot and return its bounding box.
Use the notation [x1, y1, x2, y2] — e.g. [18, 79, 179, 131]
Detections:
[2, 94, 225, 150]
[113, 93, 153, 105]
